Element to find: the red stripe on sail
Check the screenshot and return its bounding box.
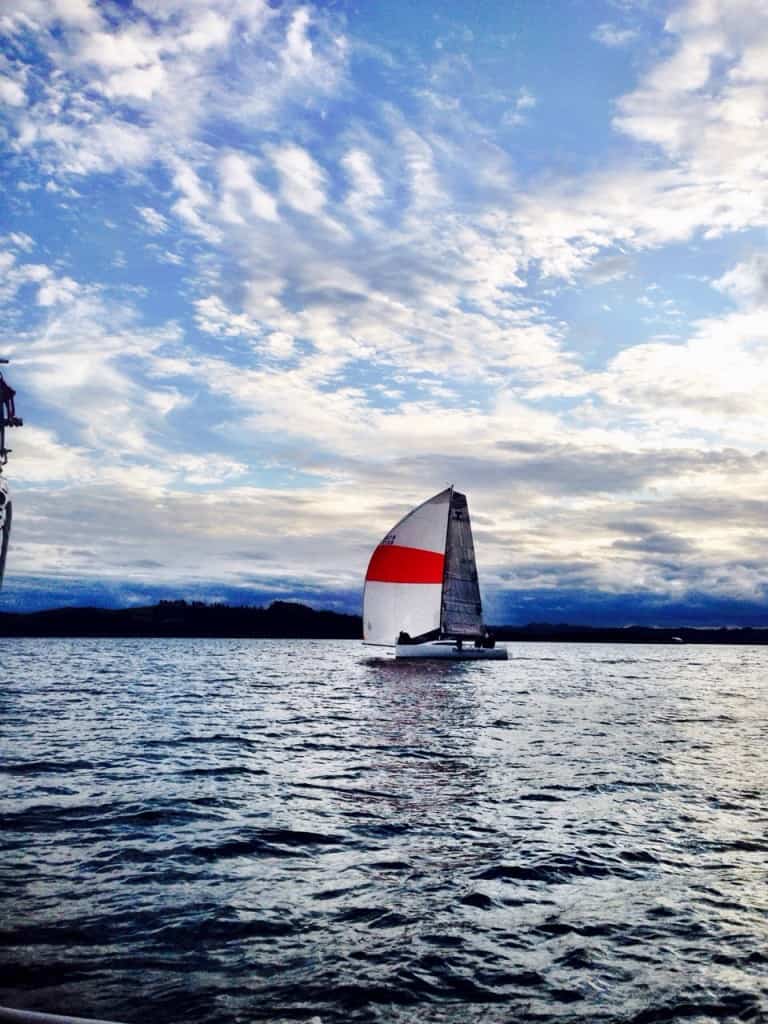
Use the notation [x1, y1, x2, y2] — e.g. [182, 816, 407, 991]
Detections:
[366, 544, 444, 584]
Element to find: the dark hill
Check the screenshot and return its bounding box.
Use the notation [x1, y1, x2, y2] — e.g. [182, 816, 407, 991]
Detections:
[493, 623, 768, 645]
[0, 601, 767, 642]
[0, 600, 362, 638]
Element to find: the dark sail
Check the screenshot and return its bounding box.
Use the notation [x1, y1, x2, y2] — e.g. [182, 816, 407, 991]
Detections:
[441, 490, 483, 636]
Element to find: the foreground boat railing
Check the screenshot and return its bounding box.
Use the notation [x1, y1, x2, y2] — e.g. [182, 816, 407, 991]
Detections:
[0, 1008, 126, 1024]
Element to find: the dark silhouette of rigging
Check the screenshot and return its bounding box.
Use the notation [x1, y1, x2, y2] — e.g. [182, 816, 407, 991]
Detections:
[0, 358, 22, 587]
[0, 359, 23, 467]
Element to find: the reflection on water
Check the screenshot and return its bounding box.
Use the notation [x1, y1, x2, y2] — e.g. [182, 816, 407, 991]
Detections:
[1, 638, 768, 1023]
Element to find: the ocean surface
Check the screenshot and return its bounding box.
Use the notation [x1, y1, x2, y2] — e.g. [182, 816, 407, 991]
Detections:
[1, 639, 767, 1024]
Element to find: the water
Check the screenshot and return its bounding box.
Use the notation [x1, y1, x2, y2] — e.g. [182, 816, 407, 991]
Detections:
[2, 639, 768, 1024]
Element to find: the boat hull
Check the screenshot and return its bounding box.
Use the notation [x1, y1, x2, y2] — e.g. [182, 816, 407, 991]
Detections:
[395, 640, 508, 660]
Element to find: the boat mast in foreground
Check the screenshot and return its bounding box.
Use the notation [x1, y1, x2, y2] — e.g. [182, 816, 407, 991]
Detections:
[0, 358, 23, 588]
[363, 487, 507, 660]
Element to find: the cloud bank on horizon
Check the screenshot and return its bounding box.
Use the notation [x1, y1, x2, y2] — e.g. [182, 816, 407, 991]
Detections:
[2, 0, 768, 624]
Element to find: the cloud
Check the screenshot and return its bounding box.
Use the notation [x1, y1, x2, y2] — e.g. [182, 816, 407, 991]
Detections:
[7, 291, 185, 462]
[218, 152, 279, 224]
[157, 249, 183, 265]
[78, 26, 163, 72]
[502, 87, 537, 127]
[611, 531, 696, 555]
[392, 119, 444, 210]
[6, 282, 768, 608]
[1, 0, 101, 32]
[3, 0, 348, 187]
[14, 114, 152, 176]
[592, 23, 638, 47]
[268, 144, 328, 217]
[583, 253, 633, 284]
[582, 306, 768, 438]
[265, 332, 294, 358]
[342, 148, 384, 223]
[9, 426, 93, 484]
[613, 0, 768, 203]
[0, 251, 52, 304]
[282, 7, 315, 79]
[169, 158, 220, 242]
[137, 206, 169, 235]
[4, 232, 35, 251]
[4, 0, 768, 618]
[0, 74, 25, 106]
[36, 274, 80, 306]
[713, 252, 768, 308]
[194, 295, 262, 338]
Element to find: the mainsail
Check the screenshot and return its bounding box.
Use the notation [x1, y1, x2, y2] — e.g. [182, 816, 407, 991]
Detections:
[363, 487, 484, 646]
[442, 490, 483, 636]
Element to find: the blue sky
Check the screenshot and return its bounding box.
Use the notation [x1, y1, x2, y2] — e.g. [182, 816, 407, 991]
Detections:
[2, 0, 768, 625]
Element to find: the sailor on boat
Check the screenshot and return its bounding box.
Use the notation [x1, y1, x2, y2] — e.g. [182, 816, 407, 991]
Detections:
[363, 487, 507, 660]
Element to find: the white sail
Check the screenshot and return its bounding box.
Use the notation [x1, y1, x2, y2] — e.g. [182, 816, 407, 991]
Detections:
[363, 488, 451, 646]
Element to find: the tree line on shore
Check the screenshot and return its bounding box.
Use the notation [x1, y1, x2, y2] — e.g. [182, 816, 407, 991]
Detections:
[0, 599, 767, 642]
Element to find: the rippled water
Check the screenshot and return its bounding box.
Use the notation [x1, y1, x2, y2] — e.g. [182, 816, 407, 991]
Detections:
[2, 639, 768, 1024]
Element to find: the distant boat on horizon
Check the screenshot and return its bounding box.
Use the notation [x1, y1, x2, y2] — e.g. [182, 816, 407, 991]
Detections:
[363, 486, 507, 660]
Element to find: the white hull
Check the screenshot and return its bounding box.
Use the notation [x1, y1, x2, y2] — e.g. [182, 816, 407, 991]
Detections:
[395, 640, 508, 660]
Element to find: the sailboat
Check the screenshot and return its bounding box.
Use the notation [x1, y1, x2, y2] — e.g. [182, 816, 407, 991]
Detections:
[363, 487, 507, 659]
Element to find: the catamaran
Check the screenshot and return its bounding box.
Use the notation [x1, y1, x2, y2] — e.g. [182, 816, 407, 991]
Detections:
[363, 487, 507, 659]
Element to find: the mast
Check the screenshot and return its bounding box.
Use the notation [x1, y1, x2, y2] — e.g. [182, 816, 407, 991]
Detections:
[438, 484, 454, 636]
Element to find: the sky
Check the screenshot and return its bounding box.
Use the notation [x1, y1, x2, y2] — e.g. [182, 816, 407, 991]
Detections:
[2, 0, 768, 625]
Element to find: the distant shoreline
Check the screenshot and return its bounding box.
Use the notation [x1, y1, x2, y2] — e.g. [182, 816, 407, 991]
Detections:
[0, 599, 767, 643]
